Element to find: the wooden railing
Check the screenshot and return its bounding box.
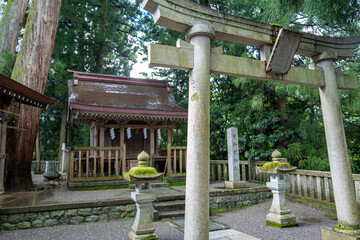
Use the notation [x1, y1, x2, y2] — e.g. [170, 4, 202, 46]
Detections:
[31, 161, 61, 172]
[165, 144, 186, 177]
[210, 159, 360, 205]
[210, 160, 228, 181]
[66, 145, 126, 182]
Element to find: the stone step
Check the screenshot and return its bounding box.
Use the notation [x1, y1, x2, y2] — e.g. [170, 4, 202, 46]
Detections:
[130, 182, 169, 189]
[158, 210, 185, 219]
[153, 200, 185, 212]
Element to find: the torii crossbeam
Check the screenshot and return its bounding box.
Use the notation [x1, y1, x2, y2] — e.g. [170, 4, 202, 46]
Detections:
[137, 0, 360, 239]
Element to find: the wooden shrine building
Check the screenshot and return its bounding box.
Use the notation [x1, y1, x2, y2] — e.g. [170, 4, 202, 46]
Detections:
[66, 71, 187, 183]
[0, 74, 56, 192]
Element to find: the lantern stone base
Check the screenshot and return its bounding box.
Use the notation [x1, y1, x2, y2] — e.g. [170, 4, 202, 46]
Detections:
[322, 228, 360, 240]
[128, 191, 157, 240]
[266, 212, 298, 228]
[128, 231, 158, 240]
[224, 180, 246, 189]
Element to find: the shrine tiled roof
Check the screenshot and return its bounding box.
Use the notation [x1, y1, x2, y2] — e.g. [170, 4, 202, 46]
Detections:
[67, 71, 188, 123]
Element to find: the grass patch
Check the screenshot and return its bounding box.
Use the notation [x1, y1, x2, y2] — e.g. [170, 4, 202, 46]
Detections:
[168, 181, 186, 187]
[314, 202, 336, 210]
[248, 179, 266, 184]
[73, 184, 129, 191]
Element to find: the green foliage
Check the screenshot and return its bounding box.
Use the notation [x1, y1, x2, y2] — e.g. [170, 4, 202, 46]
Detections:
[0, 51, 16, 76]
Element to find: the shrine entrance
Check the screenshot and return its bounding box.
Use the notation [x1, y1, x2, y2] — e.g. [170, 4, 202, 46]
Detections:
[138, 0, 360, 239]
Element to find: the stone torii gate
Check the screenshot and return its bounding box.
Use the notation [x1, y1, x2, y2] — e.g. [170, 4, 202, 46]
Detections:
[137, 0, 360, 239]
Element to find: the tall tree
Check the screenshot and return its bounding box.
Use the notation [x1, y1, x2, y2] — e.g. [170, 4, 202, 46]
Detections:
[0, 0, 29, 54]
[5, 0, 62, 191]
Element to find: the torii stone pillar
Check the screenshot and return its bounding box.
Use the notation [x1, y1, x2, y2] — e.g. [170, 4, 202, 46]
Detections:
[312, 52, 360, 237]
[184, 23, 215, 240]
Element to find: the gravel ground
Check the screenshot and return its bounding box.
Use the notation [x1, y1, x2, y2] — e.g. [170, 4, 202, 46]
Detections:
[213, 199, 337, 240]
[0, 220, 183, 240]
[0, 199, 335, 240]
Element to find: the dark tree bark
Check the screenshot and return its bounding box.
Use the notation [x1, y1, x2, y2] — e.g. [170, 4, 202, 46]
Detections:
[5, 0, 62, 191]
[95, 0, 107, 73]
[0, 0, 29, 54]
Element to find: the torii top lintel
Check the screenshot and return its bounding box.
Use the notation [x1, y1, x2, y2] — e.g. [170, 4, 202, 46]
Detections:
[138, 0, 360, 59]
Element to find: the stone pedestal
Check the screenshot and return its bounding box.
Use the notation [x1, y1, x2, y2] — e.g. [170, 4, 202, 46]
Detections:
[225, 180, 246, 189]
[128, 183, 157, 240]
[322, 229, 360, 240]
[266, 174, 297, 228]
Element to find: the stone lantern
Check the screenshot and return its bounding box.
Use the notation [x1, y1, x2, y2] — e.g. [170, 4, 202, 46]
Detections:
[127, 151, 163, 240]
[257, 150, 298, 228]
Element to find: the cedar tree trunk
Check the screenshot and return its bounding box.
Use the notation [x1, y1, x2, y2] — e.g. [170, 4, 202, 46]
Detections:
[0, 0, 29, 54]
[5, 0, 62, 191]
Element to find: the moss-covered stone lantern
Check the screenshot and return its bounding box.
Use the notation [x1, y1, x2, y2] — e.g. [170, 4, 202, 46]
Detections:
[258, 150, 298, 228]
[127, 151, 163, 240]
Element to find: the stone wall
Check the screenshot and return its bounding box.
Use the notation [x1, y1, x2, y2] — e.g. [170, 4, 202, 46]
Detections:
[209, 187, 272, 209]
[0, 204, 135, 231]
[0, 187, 272, 231]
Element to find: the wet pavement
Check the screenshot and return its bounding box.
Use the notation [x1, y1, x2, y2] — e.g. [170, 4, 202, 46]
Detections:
[0, 174, 264, 209]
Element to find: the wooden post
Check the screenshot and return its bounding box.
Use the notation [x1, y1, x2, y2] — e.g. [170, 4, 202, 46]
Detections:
[120, 127, 125, 173]
[150, 128, 155, 167]
[94, 150, 97, 177]
[115, 150, 119, 175]
[108, 150, 111, 176]
[100, 149, 104, 176]
[316, 176, 322, 200]
[70, 151, 74, 181]
[86, 150, 89, 177]
[167, 128, 172, 177]
[0, 120, 7, 192]
[100, 127, 105, 147]
[122, 144, 126, 175]
[247, 158, 252, 180]
[78, 150, 82, 177]
[36, 130, 41, 172]
[167, 143, 171, 177]
[179, 149, 183, 173]
[173, 149, 177, 174]
[94, 125, 98, 147]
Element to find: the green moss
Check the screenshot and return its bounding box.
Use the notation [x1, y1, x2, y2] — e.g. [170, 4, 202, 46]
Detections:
[333, 224, 360, 231]
[297, 197, 307, 202]
[314, 202, 336, 210]
[168, 181, 186, 187]
[259, 162, 293, 171]
[247, 179, 266, 185]
[266, 221, 298, 228]
[127, 167, 159, 177]
[270, 23, 284, 44]
[140, 234, 157, 240]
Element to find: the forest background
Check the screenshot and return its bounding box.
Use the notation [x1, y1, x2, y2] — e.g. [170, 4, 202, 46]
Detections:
[0, 0, 359, 173]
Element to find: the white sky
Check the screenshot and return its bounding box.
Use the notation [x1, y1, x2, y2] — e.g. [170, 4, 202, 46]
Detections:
[130, 52, 157, 79]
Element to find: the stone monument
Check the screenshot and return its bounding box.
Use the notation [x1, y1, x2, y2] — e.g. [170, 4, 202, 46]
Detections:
[225, 127, 245, 189]
[258, 150, 297, 228]
[127, 151, 163, 240]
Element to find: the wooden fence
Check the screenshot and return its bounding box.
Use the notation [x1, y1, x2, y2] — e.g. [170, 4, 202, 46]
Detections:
[166, 144, 186, 177]
[31, 161, 61, 172]
[66, 145, 126, 182]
